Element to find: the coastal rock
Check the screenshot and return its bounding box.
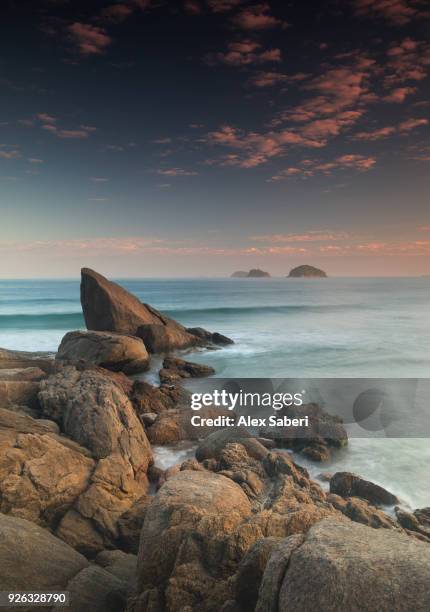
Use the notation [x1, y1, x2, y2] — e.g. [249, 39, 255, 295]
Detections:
[80, 268, 198, 353]
[287, 265, 327, 278]
[327, 494, 397, 529]
[146, 406, 234, 445]
[187, 327, 234, 345]
[0, 367, 47, 382]
[0, 347, 54, 374]
[134, 471, 252, 612]
[256, 518, 430, 612]
[162, 356, 215, 378]
[0, 408, 94, 527]
[56, 330, 149, 374]
[330, 472, 399, 506]
[131, 380, 175, 416]
[0, 513, 89, 595]
[231, 271, 248, 278]
[57, 565, 127, 612]
[260, 402, 347, 462]
[195, 427, 261, 461]
[39, 366, 153, 551]
[0, 380, 41, 410]
[248, 269, 271, 278]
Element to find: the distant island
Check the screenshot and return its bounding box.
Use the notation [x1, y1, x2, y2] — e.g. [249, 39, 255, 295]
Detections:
[288, 265, 327, 278]
[231, 269, 271, 278]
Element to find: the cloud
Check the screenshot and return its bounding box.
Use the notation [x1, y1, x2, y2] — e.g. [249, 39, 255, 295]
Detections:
[37, 113, 56, 124]
[153, 137, 172, 144]
[99, 4, 134, 22]
[232, 3, 287, 30]
[383, 86, 416, 102]
[352, 0, 427, 25]
[90, 177, 109, 182]
[207, 40, 281, 66]
[206, 0, 245, 12]
[398, 117, 429, 132]
[251, 231, 349, 243]
[270, 154, 376, 180]
[248, 71, 289, 87]
[354, 126, 396, 140]
[0, 147, 20, 160]
[68, 23, 112, 56]
[157, 167, 199, 176]
[28, 158, 44, 164]
[183, 0, 202, 14]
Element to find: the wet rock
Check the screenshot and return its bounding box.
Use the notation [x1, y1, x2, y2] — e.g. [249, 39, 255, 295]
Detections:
[327, 494, 397, 529]
[57, 330, 149, 374]
[261, 402, 348, 463]
[330, 472, 399, 506]
[161, 356, 215, 379]
[187, 327, 234, 346]
[140, 412, 158, 427]
[80, 268, 199, 353]
[256, 518, 430, 612]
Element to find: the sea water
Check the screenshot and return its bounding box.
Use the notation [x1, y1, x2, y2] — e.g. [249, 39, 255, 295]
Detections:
[1, 277, 429, 508]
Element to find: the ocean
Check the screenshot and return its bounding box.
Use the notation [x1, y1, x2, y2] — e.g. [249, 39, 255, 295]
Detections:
[1, 277, 429, 508]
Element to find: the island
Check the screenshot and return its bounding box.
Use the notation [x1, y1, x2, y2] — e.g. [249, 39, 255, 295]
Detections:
[231, 269, 271, 278]
[288, 265, 327, 278]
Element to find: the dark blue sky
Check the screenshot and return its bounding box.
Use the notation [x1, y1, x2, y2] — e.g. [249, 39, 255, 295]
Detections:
[1, 0, 430, 277]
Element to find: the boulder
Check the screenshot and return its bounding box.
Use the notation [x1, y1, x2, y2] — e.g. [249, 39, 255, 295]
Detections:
[134, 471, 252, 611]
[146, 407, 235, 445]
[330, 472, 399, 506]
[196, 427, 266, 462]
[0, 380, 41, 410]
[287, 265, 327, 278]
[39, 366, 153, 552]
[248, 269, 270, 278]
[131, 380, 174, 416]
[56, 330, 149, 374]
[80, 268, 198, 353]
[256, 518, 430, 612]
[187, 327, 234, 346]
[162, 356, 215, 378]
[0, 408, 94, 527]
[260, 402, 347, 462]
[0, 367, 47, 382]
[56, 565, 127, 612]
[0, 513, 88, 594]
[327, 494, 397, 529]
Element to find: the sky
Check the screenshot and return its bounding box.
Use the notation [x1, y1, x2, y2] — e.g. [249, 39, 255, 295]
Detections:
[1, 0, 430, 277]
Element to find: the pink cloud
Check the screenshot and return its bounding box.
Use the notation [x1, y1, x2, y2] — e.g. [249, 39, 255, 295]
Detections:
[68, 23, 112, 56]
[206, 0, 245, 11]
[354, 126, 396, 140]
[251, 231, 349, 243]
[157, 167, 199, 176]
[398, 117, 429, 132]
[0, 149, 20, 160]
[232, 3, 287, 30]
[383, 86, 416, 102]
[37, 113, 56, 124]
[270, 154, 376, 181]
[183, 0, 202, 14]
[249, 71, 289, 87]
[352, 0, 423, 25]
[100, 4, 133, 22]
[207, 40, 281, 66]
[28, 158, 44, 164]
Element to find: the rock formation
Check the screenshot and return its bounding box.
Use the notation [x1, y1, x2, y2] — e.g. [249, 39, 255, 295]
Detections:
[231, 271, 248, 278]
[57, 330, 150, 374]
[288, 265, 327, 278]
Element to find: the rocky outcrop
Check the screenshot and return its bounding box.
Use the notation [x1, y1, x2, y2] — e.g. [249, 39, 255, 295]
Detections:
[0, 407, 94, 527]
[0, 347, 54, 374]
[39, 366, 153, 554]
[133, 471, 253, 611]
[260, 402, 348, 462]
[330, 472, 399, 506]
[186, 327, 234, 345]
[231, 271, 248, 278]
[288, 265, 327, 278]
[57, 330, 149, 374]
[161, 356, 215, 379]
[255, 518, 430, 612]
[248, 269, 271, 278]
[80, 268, 199, 353]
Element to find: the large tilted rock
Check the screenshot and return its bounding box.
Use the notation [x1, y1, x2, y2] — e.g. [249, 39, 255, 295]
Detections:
[80, 268, 199, 353]
[39, 366, 153, 553]
[0, 408, 94, 527]
[256, 518, 430, 612]
[57, 330, 149, 374]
